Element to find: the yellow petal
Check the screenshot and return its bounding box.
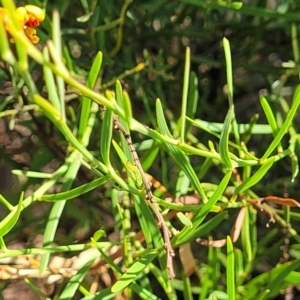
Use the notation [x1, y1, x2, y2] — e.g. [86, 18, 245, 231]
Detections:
[15, 6, 29, 24]
[25, 5, 45, 22]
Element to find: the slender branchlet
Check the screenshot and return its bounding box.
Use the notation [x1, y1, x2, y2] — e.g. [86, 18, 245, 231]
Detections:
[113, 115, 175, 279]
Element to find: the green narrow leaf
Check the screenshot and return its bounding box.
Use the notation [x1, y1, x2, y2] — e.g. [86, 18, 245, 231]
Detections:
[140, 144, 159, 171]
[93, 237, 123, 277]
[266, 258, 300, 298]
[92, 230, 107, 242]
[241, 206, 252, 262]
[223, 37, 241, 147]
[132, 193, 153, 248]
[231, 2, 243, 9]
[180, 46, 190, 142]
[262, 84, 300, 159]
[234, 249, 245, 286]
[156, 99, 208, 202]
[0, 11, 15, 65]
[101, 108, 114, 166]
[79, 0, 90, 13]
[81, 287, 117, 300]
[176, 212, 193, 228]
[111, 251, 158, 293]
[260, 96, 283, 151]
[39, 151, 82, 274]
[219, 106, 234, 169]
[77, 13, 91, 22]
[112, 140, 143, 188]
[233, 157, 275, 197]
[131, 282, 161, 300]
[111, 189, 124, 236]
[182, 275, 193, 300]
[187, 118, 273, 134]
[196, 170, 231, 217]
[243, 113, 259, 143]
[78, 51, 103, 140]
[256, 290, 271, 300]
[115, 80, 128, 127]
[291, 23, 300, 63]
[39, 175, 110, 201]
[285, 271, 300, 284]
[52, 10, 65, 120]
[186, 71, 199, 122]
[241, 258, 300, 299]
[223, 38, 233, 106]
[174, 171, 231, 246]
[0, 194, 13, 211]
[290, 153, 299, 183]
[0, 192, 23, 238]
[175, 170, 190, 198]
[227, 236, 235, 300]
[260, 96, 279, 136]
[12, 170, 53, 178]
[148, 263, 175, 297]
[24, 278, 49, 298]
[200, 247, 220, 300]
[43, 47, 61, 111]
[115, 81, 132, 161]
[122, 91, 133, 128]
[174, 210, 228, 246]
[60, 250, 100, 299]
[112, 139, 129, 165]
[126, 161, 143, 189]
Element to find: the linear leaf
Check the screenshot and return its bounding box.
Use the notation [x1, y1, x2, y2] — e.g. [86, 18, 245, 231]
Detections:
[290, 153, 299, 183]
[227, 236, 235, 300]
[187, 118, 273, 134]
[0, 192, 23, 238]
[78, 51, 103, 140]
[265, 258, 300, 299]
[43, 47, 60, 111]
[101, 108, 114, 166]
[233, 157, 275, 196]
[156, 99, 207, 202]
[219, 106, 234, 169]
[173, 171, 231, 246]
[262, 84, 300, 159]
[111, 251, 157, 293]
[60, 250, 100, 300]
[176, 212, 193, 228]
[179, 46, 190, 142]
[174, 210, 228, 246]
[241, 207, 252, 262]
[39, 175, 110, 202]
[260, 96, 279, 136]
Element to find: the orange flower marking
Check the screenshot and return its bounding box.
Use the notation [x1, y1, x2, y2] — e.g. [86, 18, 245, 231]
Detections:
[24, 27, 40, 44]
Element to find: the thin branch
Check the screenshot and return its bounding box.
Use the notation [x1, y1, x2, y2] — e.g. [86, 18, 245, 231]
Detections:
[113, 115, 175, 279]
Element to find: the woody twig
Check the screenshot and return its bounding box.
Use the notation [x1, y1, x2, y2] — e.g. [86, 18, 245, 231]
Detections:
[113, 115, 175, 279]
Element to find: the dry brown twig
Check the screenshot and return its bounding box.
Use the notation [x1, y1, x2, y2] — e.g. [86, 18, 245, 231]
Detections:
[112, 115, 176, 279]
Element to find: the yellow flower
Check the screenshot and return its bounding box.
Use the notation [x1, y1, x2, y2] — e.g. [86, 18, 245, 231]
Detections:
[1, 5, 45, 44]
[16, 5, 45, 28]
